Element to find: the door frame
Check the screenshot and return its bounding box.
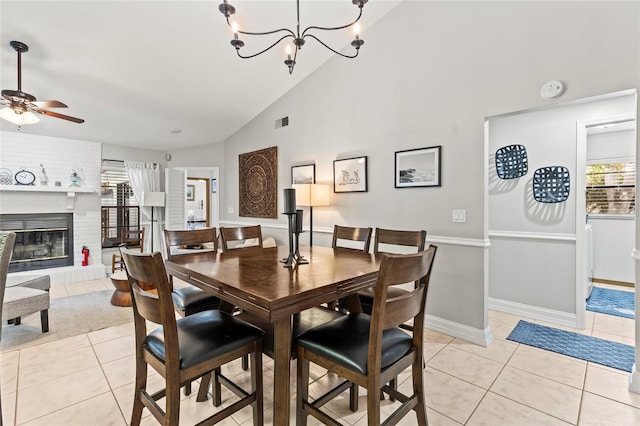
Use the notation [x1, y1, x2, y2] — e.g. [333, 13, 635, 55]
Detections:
[575, 112, 636, 329]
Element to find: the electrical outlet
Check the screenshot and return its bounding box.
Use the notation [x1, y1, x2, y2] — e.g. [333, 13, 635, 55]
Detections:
[452, 209, 466, 223]
[228, 207, 234, 214]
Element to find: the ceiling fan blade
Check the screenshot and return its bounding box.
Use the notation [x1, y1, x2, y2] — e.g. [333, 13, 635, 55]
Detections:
[31, 100, 68, 108]
[35, 109, 84, 123]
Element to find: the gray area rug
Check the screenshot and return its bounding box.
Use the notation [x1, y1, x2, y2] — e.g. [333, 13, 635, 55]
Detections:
[1, 289, 133, 352]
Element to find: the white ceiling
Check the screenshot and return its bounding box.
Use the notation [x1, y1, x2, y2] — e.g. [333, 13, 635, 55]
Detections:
[0, 0, 402, 151]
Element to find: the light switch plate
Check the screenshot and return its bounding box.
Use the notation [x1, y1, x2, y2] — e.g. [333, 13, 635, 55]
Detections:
[228, 207, 234, 214]
[452, 209, 466, 223]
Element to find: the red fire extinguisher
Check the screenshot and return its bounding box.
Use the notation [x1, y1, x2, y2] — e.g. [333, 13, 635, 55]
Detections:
[82, 246, 89, 266]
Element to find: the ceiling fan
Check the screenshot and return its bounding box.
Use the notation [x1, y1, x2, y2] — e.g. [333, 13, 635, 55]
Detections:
[0, 40, 84, 126]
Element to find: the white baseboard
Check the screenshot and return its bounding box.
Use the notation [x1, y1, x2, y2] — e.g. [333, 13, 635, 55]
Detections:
[489, 297, 578, 328]
[425, 314, 492, 347]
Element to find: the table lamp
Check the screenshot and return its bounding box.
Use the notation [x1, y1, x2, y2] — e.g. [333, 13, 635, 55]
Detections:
[292, 183, 330, 247]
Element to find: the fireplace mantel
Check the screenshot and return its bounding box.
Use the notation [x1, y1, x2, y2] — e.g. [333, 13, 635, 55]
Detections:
[0, 185, 95, 209]
[0, 186, 94, 193]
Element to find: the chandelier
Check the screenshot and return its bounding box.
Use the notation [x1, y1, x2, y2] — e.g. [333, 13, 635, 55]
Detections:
[218, 0, 367, 74]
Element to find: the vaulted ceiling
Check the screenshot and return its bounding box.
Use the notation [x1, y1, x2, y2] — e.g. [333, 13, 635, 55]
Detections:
[0, 1, 402, 151]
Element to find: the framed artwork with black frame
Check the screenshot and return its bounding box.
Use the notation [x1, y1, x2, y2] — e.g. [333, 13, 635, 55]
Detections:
[395, 146, 442, 188]
[333, 156, 368, 193]
[291, 164, 315, 185]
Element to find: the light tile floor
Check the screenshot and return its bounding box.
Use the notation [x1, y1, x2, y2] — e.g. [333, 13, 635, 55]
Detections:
[0, 281, 638, 425]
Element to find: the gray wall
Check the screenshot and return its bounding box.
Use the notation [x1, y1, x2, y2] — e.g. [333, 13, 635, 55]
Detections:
[168, 1, 640, 342]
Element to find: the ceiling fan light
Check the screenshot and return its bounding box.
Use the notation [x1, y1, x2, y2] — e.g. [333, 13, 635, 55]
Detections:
[0, 107, 40, 125]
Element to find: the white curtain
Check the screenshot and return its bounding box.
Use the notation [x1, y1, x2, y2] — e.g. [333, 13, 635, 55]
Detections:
[125, 161, 163, 252]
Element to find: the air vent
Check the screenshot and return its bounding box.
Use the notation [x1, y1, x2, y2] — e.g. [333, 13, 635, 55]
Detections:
[276, 116, 289, 129]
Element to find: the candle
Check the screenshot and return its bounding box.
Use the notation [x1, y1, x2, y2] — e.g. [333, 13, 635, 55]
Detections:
[295, 209, 304, 234]
[284, 188, 296, 214]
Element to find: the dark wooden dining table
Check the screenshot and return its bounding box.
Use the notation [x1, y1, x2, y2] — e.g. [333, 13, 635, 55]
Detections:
[164, 244, 380, 425]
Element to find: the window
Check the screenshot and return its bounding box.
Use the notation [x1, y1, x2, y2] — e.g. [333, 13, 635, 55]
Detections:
[586, 161, 635, 215]
[101, 160, 141, 248]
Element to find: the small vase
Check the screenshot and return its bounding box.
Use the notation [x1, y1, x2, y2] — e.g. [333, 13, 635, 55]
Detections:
[70, 174, 81, 187]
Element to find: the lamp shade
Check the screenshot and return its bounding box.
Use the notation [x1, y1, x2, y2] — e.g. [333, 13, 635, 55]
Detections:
[0, 107, 40, 125]
[141, 191, 165, 207]
[292, 184, 330, 207]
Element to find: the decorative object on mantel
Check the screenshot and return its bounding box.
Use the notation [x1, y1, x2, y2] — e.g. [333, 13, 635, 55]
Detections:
[39, 164, 49, 186]
[0, 168, 13, 185]
[14, 168, 35, 185]
[0, 40, 84, 126]
[218, 0, 367, 74]
[69, 170, 81, 187]
[533, 166, 571, 203]
[495, 144, 528, 180]
[239, 146, 278, 218]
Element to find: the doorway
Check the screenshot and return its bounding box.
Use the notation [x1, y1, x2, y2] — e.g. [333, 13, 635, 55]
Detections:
[486, 90, 637, 329]
[186, 177, 210, 229]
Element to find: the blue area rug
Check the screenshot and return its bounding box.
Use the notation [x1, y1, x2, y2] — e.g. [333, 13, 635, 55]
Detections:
[586, 287, 635, 319]
[507, 320, 634, 372]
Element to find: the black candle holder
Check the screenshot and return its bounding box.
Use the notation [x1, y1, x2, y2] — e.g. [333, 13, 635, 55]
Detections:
[281, 212, 296, 268]
[293, 209, 308, 264]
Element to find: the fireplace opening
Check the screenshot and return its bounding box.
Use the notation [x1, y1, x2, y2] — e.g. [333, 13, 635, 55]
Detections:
[0, 213, 74, 272]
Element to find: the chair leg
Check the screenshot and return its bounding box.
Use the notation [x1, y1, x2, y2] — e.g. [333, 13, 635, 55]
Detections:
[350, 382, 359, 411]
[196, 373, 211, 402]
[366, 381, 382, 426]
[165, 376, 181, 426]
[130, 357, 147, 426]
[242, 354, 249, 370]
[183, 380, 192, 396]
[40, 310, 49, 333]
[211, 367, 222, 407]
[296, 352, 309, 426]
[413, 356, 428, 425]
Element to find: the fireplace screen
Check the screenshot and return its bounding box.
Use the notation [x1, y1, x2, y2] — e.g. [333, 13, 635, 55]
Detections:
[0, 213, 74, 272]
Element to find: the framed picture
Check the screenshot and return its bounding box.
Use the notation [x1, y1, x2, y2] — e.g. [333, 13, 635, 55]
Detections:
[333, 156, 368, 193]
[291, 164, 315, 184]
[395, 146, 441, 188]
[186, 184, 195, 201]
[211, 178, 217, 193]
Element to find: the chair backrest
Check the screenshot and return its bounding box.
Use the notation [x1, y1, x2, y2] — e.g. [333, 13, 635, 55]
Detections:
[121, 249, 180, 355]
[121, 228, 145, 252]
[219, 225, 263, 252]
[373, 228, 427, 254]
[0, 232, 17, 340]
[164, 228, 218, 259]
[368, 247, 437, 360]
[331, 225, 373, 253]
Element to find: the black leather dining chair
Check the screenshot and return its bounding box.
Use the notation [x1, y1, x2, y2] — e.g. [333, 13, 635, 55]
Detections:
[296, 247, 438, 426]
[121, 248, 265, 426]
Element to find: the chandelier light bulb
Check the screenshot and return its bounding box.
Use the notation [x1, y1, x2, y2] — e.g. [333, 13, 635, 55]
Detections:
[354, 23, 361, 40]
[286, 45, 292, 60]
[231, 21, 239, 39]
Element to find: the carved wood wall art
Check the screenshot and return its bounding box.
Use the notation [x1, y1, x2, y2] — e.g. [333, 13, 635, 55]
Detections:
[239, 146, 278, 218]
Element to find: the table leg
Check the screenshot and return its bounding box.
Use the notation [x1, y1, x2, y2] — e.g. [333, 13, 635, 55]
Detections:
[273, 316, 292, 425]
